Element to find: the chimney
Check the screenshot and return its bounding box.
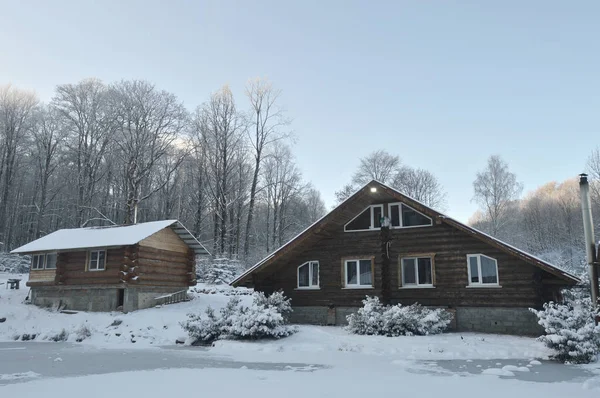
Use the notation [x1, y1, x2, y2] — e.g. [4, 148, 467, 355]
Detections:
[579, 173, 599, 312]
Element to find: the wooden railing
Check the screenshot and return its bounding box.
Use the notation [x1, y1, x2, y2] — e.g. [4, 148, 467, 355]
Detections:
[154, 290, 189, 306]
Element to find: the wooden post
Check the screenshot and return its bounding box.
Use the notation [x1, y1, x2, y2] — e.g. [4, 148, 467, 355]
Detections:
[579, 174, 599, 318]
[380, 221, 392, 305]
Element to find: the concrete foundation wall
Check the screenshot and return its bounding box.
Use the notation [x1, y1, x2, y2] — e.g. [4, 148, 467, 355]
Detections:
[455, 307, 543, 336]
[31, 286, 119, 312]
[31, 285, 187, 312]
[289, 305, 542, 335]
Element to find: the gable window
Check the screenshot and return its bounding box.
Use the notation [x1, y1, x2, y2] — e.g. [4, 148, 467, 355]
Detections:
[467, 254, 499, 286]
[344, 205, 383, 231]
[344, 258, 373, 288]
[31, 254, 45, 270]
[388, 203, 432, 228]
[401, 256, 433, 287]
[88, 250, 106, 271]
[297, 261, 319, 289]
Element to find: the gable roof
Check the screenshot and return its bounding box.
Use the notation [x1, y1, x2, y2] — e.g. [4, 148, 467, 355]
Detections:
[10, 219, 210, 256]
[232, 180, 580, 286]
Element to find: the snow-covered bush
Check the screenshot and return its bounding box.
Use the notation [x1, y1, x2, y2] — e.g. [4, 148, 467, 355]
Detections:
[196, 257, 242, 285]
[347, 296, 452, 336]
[0, 252, 30, 273]
[181, 291, 296, 345]
[530, 296, 600, 364]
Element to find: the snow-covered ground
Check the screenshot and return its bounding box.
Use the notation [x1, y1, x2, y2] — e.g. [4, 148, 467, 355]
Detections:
[1, 272, 600, 395]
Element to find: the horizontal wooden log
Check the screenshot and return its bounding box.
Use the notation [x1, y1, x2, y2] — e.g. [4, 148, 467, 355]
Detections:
[137, 247, 189, 262]
[135, 257, 189, 268]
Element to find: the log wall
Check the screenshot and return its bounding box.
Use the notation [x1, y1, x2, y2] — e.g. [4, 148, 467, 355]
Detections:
[251, 190, 572, 310]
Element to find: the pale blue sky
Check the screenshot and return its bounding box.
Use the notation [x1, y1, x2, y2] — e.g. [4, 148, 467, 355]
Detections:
[1, 1, 598, 222]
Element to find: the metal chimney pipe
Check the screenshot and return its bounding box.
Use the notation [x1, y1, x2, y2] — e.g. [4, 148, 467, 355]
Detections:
[579, 173, 599, 310]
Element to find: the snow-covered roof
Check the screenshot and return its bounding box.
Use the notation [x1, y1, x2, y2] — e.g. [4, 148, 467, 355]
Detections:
[10, 220, 210, 256]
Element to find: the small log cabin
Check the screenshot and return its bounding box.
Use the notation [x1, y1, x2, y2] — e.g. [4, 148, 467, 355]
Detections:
[11, 220, 209, 312]
[232, 180, 580, 335]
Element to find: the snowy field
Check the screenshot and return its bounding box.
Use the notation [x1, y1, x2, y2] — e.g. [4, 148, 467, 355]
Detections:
[1, 272, 600, 395]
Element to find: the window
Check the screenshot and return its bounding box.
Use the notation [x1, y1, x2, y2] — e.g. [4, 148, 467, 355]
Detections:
[344, 258, 373, 288]
[467, 254, 499, 286]
[388, 203, 432, 228]
[401, 256, 433, 287]
[31, 254, 45, 270]
[297, 261, 319, 289]
[344, 205, 384, 231]
[45, 253, 57, 269]
[88, 250, 106, 271]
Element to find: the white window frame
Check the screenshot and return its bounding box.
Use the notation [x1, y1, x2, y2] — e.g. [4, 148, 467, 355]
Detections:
[344, 258, 373, 288]
[88, 249, 106, 271]
[344, 205, 384, 232]
[466, 254, 500, 287]
[400, 256, 434, 288]
[297, 261, 320, 289]
[44, 252, 57, 270]
[387, 202, 433, 229]
[31, 254, 45, 270]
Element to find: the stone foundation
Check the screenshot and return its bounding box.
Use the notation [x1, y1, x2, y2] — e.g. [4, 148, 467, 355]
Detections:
[30, 285, 186, 312]
[455, 307, 543, 336]
[289, 305, 542, 335]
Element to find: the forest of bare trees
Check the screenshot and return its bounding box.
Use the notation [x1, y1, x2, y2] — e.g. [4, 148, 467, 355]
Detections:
[471, 153, 600, 275]
[0, 79, 326, 266]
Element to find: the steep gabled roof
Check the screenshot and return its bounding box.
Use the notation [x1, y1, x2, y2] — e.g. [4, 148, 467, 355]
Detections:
[232, 180, 580, 286]
[11, 219, 210, 256]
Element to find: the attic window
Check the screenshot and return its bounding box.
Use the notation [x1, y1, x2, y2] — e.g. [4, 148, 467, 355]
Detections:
[388, 203, 432, 228]
[344, 205, 383, 231]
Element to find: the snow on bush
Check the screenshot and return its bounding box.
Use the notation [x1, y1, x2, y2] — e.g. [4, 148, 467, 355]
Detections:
[0, 252, 30, 273]
[530, 296, 600, 364]
[347, 296, 452, 336]
[196, 257, 242, 285]
[181, 291, 296, 345]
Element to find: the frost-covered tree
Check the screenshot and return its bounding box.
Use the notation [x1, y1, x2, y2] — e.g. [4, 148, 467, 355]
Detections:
[472, 155, 523, 237]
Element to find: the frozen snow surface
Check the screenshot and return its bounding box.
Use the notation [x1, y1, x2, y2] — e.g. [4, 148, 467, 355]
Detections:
[2, 272, 600, 396]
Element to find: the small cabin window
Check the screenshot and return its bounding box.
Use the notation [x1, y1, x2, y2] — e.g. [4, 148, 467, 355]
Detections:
[388, 203, 432, 228]
[467, 254, 499, 286]
[297, 261, 319, 289]
[31, 254, 45, 270]
[401, 256, 433, 287]
[344, 258, 373, 288]
[344, 205, 384, 231]
[88, 250, 106, 271]
[45, 253, 57, 269]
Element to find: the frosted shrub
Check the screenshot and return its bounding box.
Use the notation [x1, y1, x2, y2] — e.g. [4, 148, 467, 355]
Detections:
[196, 258, 242, 285]
[181, 307, 222, 345]
[346, 296, 385, 335]
[181, 291, 296, 345]
[347, 296, 452, 336]
[530, 297, 600, 364]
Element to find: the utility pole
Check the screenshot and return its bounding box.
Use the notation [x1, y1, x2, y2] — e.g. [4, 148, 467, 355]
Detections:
[579, 174, 599, 318]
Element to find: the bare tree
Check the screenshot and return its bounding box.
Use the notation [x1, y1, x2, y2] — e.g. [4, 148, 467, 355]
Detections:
[108, 80, 188, 224]
[352, 149, 401, 185]
[30, 106, 66, 238]
[197, 86, 244, 255]
[243, 78, 290, 258]
[472, 155, 523, 237]
[335, 150, 402, 202]
[393, 167, 447, 210]
[52, 78, 112, 226]
[0, 85, 38, 245]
